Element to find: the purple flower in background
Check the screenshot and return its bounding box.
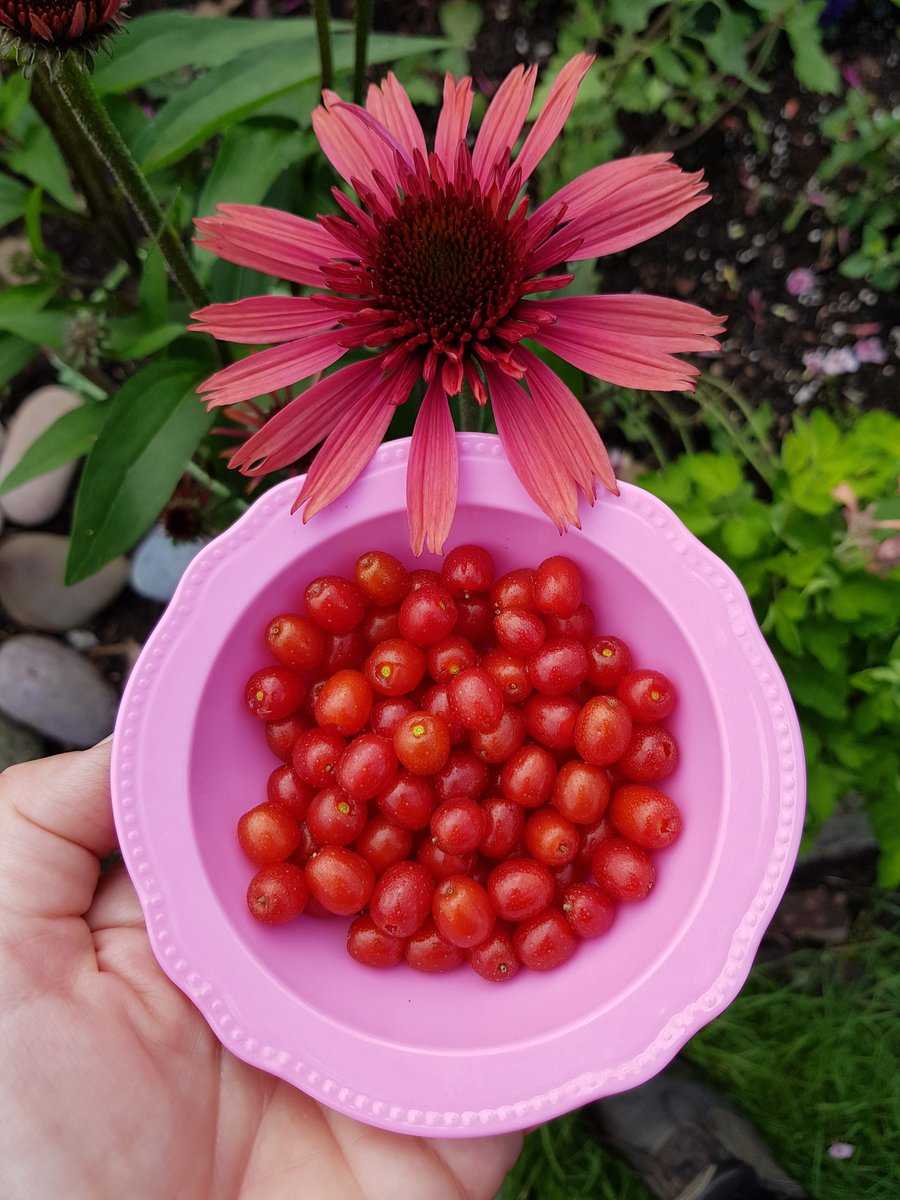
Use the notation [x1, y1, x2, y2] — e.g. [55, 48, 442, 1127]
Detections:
[828, 1142, 855, 1160]
[854, 337, 887, 364]
[786, 268, 817, 297]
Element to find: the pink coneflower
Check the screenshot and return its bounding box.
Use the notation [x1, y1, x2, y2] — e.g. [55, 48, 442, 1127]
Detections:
[191, 55, 723, 554]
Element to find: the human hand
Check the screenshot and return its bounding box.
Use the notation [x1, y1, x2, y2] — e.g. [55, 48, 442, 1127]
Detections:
[0, 743, 522, 1199]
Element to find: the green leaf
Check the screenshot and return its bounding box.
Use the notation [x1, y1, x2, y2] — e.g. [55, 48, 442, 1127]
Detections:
[806, 760, 846, 824]
[608, 0, 666, 34]
[66, 361, 212, 583]
[785, 2, 840, 94]
[706, 6, 753, 78]
[0, 334, 36, 389]
[804, 622, 849, 675]
[0, 173, 29, 229]
[104, 316, 188, 361]
[196, 121, 309, 220]
[0, 403, 107, 495]
[440, 0, 482, 45]
[0, 307, 67, 349]
[827, 579, 898, 623]
[686, 453, 742, 499]
[783, 660, 849, 721]
[138, 242, 169, 326]
[4, 116, 79, 210]
[721, 505, 771, 559]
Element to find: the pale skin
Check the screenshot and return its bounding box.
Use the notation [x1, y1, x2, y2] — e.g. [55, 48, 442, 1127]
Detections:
[0, 743, 522, 1199]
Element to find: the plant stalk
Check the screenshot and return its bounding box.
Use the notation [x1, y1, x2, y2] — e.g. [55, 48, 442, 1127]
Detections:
[313, 0, 334, 93]
[353, 0, 373, 105]
[457, 388, 479, 433]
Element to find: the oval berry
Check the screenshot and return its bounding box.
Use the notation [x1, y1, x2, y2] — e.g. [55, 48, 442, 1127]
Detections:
[487, 857, 555, 922]
[523, 694, 580, 751]
[432, 876, 495, 948]
[618, 725, 680, 782]
[499, 743, 557, 808]
[427, 635, 478, 683]
[524, 808, 581, 868]
[417, 838, 476, 881]
[468, 925, 520, 983]
[513, 907, 577, 970]
[534, 556, 582, 619]
[370, 861, 434, 938]
[448, 667, 504, 732]
[441, 544, 495, 596]
[454, 594, 493, 643]
[430, 798, 486, 856]
[266, 613, 326, 672]
[245, 665, 305, 721]
[398, 583, 458, 646]
[552, 760, 610, 825]
[574, 696, 633, 766]
[265, 713, 307, 762]
[305, 786, 367, 846]
[314, 669, 373, 736]
[527, 638, 589, 696]
[491, 568, 535, 612]
[469, 706, 526, 764]
[481, 648, 532, 704]
[370, 696, 416, 739]
[266, 765, 313, 820]
[355, 550, 410, 607]
[292, 727, 345, 788]
[353, 817, 414, 875]
[406, 919, 464, 973]
[305, 575, 365, 633]
[362, 606, 401, 645]
[394, 711, 451, 775]
[376, 772, 436, 831]
[305, 846, 374, 915]
[617, 669, 678, 722]
[610, 784, 682, 849]
[247, 863, 308, 924]
[479, 797, 526, 859]
[585, 635, 632, 691]
[335, 732, 396, 801]
[591, 837, 655, 901]
[237, 802, 301, 866]
[493, 607, 546, 656]
[347, 915, 405, 967]
[364, 637, 427, 697]
[433, 750, 490, 802]
[561, 882, 616, 939]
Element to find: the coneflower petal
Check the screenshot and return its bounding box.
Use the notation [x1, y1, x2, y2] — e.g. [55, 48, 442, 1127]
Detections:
[407, 378, 458, 556]
[313, 96, 405, 192]
[189, 295, 356, 344]
[435, 74, 474, 181]
[513, 52, 595, 186]
[366, 71, 427, 159]
[196, 331, 346, 409]
[472, 64, 537, 188]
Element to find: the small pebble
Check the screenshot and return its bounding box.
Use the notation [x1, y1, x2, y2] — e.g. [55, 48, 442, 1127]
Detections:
[0, 635, 117, 747]
[0, 533, 128, 632]
[130, 525, 206, 603]
[0, 386, 82, 526]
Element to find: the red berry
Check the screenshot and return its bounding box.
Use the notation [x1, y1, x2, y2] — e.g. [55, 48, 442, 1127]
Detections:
[370, 861, 434, 938]
[377, 772, 436, 830]
[441, 544, 495, 595]
[527, 638, 589, 696]
[591, 837, 655, 901]
[237, 801, 301, 866]
[468, 924, 520, 982]
[364, 637, 427, 697]
[290, 821, 319, 866]
[305, 846, 374, 915]
[552, 760, 610, 825]
[479, 797, 526, 859]
[524, 808, 581, 868]
[561, 883, 616, 939]
[493, 607, 546, 656]
[305, 575, 365, 633]
[552, 861, 579, 901]
[433, 875, 495, 948]
[347, 915, 405, 967]
[266, 613, 326, 672]
[361, 606, 401, 645]
[247, 863, 308, 924]
[574, 696, 633, 766]
[264, 714, 307, 762]
[417, 838, 475, 881]
[448, 667, 504, 732]
[431, 798, 486, 855]
[292, 727, 345, 787]
[354, 817, 414, 875]
[322, 628, 368, 673]
[491, 568, 536, 612]
[394, 711, 451, 775]
[481, 648, 532, 704]
[585, 635, 632, 691]
[469, 706, 526, 764]
[618, 725, 679, 782]
[534, 556, 582, 619]
[577, 815, 614, 868]
[306, 786, 367, 846]
[355, 550, 410, 607]
[513, 907, 577, 971]
[427, 635, 478, 683]
[487, 857, 555, 922]
[370, 696, 417, 738]
[398, 583, 458, 645]
[544, 603, 595, 642]
[610, 784, 682, 849]
[499, 743, 557, 808]
[302, 676, 328, 722]
[406, 919, 464, 973]
[245, 665, 305, 721]
[523, 694, 580, 751]
[336, 732, 397, 800]
[314, 669, 373, 736]
[266, 765, 314, 820]
[454, 594, 493, 643]
[434, 750, 490, 802]
[420, 683, 465, 744]
[409, 568, 442, 591]
[616, 670, 678, 723]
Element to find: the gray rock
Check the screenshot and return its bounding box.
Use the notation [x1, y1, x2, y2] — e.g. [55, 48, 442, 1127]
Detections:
[130, 525, 206, 603]
[0, 533, 128, 632]
[0, 385, 81, 526]
[0, 711, 44, 771]
[0, 635, 117, 747]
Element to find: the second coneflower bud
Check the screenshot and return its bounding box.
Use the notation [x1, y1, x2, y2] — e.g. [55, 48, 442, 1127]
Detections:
[0, 0, 127, 64]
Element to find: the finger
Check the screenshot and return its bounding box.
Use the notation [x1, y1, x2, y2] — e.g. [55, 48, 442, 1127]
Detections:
[428, 1130, 524, 1200]
[85, 866, 143, 932]
[0, 741, 115, 921]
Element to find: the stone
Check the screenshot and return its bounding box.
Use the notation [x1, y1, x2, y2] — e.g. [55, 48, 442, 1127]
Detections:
[130, 525, 206, 603]
[0, 635, 117, 747]
[0, 385, 81, 526]
[0, 533, 128, 632]
[0, 711, 44, 771]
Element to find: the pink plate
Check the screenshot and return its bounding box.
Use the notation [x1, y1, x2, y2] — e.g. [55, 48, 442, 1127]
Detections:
[112, 433, 804, 1137]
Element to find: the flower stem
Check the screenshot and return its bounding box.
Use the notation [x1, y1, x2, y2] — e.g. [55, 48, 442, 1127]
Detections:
[55, 56, 208, 311]
[185, 460, 248, 509]
[313, 0, 334, 93]
[457, 388, 479, 433]
[353, 0, 373, 105]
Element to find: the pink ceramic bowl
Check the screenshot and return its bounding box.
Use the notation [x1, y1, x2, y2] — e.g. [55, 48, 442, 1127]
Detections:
[112, 434, 804, 1138]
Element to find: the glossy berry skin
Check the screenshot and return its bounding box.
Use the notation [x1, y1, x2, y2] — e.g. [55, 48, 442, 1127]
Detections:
[552, 861, 579, 901]
[500, 743, 557, 808]
[264, 714, 307, 762]
[491, 568, 535, 612]
[265, 613, 326, 671]
[524, 694, 580, 752]
[469, 925, 520, 982]
[577, 815, 614, 868]
[616, 670, 678, 723]
[527, 638, 589, 696]
[513, 908, 578, 971]
[454, 594, 493, 643]
[336, 732, 397, 801]
[524, 808, 581, 868]
[237, 802, 301, 866]
[406, 920, 464, 973]
[552, 760, 611, 825]
[431, 798, 486, 855]
[409, 568, 442, 592]
[479, 797, 526, 859]
[434, 750, 489, 803]
[398, 583, 458, 645]
[245, 666, 305, 721]
[393, 711, 451, 775]
[448, 667, 504, 733]
[441, 544, 495, 595]
[362, 606, 401, 645]
[610, 785, 682, 849]
[591, 837, 655, 901]
[353, 817, 414, 875]
[370, 696, 416, 739]
[618, 725, 679, 782]
[544, 603, 595, 642]
[481, 649, 532, 704]
[417, 839, 475, 881]
[305, 846, 374, 915]
[290, 821, 319, 867]
[534, 556, 582, 619]
[323, 628, 368, 673]
[376, 772, 436, 830]
[420, 683, 465, 744]
[561, 883, 616, 939]
[433, 876, 495, 949]
[314, 669, 373, 736]
[574, 696, 633, 766]
[292, 728, 345, 788]
[247, 863, 308, 924]
[370, 861, 434, 938]
[585, 635, 632, 691]
[306, 786, 367, 847]
[355, 550, 410, 607]
[305, 575, 365, 633]
[302, 677, 327, 722]
[347, 915, 405, 967]
[493, 607, 546, 656]
[266, 766, 313, 820]
[487, 857, 555, 922]
[470, 706, 526, 764]
[364, 637, 427, 697]
[427, 635, 478, 683]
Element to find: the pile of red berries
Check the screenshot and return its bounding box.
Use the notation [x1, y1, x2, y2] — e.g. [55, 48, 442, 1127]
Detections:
[238, 546, 682, 981]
